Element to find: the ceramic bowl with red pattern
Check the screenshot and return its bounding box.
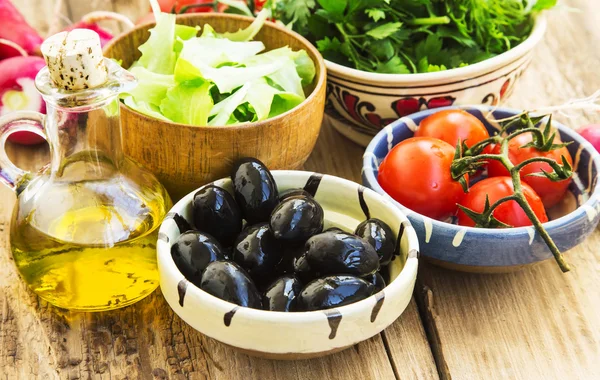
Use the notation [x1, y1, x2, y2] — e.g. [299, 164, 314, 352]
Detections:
[326, 16, 547, 146]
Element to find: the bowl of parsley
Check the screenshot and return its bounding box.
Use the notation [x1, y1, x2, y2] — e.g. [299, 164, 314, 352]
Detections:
[268, 0, 554, 146]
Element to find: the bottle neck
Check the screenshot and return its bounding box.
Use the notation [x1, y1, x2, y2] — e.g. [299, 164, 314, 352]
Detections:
[45, 96, 124, 180]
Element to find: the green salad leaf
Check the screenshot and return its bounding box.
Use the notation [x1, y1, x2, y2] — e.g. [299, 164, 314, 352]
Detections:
[121, 9, 315, 126]
[161, 80, 213, 125]
[268, 0, 556, 74]
[137, 12, 177, 74]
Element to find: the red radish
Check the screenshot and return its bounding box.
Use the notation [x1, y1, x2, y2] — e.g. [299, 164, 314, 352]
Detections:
[0, 56, 46, 145]
[579, 124, 600, 153]
[0, 0, 43, 59]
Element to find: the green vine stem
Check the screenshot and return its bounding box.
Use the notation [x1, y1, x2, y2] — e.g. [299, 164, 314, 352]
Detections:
[452, 114, 573, 273]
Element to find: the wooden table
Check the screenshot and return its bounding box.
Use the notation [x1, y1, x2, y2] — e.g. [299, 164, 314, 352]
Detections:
[2, 0, 599, 378]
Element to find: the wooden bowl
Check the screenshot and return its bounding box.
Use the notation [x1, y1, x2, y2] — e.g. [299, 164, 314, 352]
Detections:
[156, 171, 419, 359]
[104, 14, 326, 200]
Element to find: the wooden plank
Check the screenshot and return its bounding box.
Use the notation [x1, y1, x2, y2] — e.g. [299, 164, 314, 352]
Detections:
[305, 122, 440, 380]
[416, 0, 600, 378]
[0, 126, 438, 379]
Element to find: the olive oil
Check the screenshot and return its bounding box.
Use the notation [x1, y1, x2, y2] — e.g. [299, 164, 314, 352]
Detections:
[1, 37, 171, 311]
[10, 175, 171, 311]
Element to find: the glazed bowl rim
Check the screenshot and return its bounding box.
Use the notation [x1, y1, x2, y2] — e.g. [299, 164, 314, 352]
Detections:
[325, 15, 546, 85]
[103, 13, 327, 131]
[157, 170, 419, 322]
[362, 105, 600, 236]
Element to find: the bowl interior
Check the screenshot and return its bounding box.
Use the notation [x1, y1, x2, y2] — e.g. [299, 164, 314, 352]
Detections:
[364, 106, 600, 229]
[104, 13, 322, 98]
[159, 170, 418, 315]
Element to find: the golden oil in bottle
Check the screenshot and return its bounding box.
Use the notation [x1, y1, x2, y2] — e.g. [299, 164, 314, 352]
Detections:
[10, 170, 171, 311]
[2, 36, 172, 311]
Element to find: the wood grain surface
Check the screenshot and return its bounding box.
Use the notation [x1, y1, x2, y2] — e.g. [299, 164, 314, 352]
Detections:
[2, 0, 600, 379]
[416, 1, 600, 379]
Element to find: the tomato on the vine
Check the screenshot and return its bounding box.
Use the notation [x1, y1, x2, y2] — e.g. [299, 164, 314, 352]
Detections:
[378, 137, 467, 220]
[457, 177, 548, 227]
[487, 132, 573, 208]
[415, 109, 490, 148]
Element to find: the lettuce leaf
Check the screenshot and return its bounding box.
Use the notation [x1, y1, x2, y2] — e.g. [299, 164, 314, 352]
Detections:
[209, 83, 251, 126]
[123, 96, 172, 121]
[196, 59, 285, 94]
[179, 37, 265, 67]
[124, 9, 315, 127]
[293, 50, 316, 86]
[245, 47, 315, 90]
[123, 66, 175, 106]
[174, 57, 203, 83]
[242, 79, 304, 121]
[137, 12, 177, 74]
[221, 9, 269, 41]
[160, 80, 213, 125]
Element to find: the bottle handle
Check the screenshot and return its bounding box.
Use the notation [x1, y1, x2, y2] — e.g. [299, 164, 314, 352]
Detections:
[0, 111, 47, 192]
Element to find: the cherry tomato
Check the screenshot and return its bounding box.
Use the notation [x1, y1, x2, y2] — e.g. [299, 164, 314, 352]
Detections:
[487, 132, 573, 208]
[254, 0, 267, 11]
[415, 109, 489, 149]
[378, 137, 466, 220]
[458, 177, 548, 227]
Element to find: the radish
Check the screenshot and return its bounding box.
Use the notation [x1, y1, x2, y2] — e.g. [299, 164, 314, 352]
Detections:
[0, 56, 47, 144]
[0, 0, 43, 59]
[579, 125, 600, 153]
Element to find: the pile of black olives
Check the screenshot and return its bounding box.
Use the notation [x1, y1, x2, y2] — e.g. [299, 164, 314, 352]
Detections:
[171, 158, 396, 312]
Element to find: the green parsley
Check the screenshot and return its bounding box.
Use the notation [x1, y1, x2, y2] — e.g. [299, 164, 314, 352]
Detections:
[267, 0, 556, 74]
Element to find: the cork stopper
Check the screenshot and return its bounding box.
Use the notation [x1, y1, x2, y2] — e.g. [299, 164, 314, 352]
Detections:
[41, 29, 108, 91]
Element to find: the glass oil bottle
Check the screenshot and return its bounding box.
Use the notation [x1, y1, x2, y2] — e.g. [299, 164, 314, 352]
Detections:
[0, 29, 172, 311]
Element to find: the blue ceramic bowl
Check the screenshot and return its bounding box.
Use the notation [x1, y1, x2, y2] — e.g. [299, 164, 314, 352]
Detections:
[362, 106, 600, 272]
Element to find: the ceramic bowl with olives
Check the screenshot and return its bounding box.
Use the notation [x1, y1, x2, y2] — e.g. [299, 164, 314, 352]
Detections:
[157, 160, 419, 359]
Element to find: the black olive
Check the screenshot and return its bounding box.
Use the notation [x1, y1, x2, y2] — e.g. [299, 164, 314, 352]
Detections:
[200, 261, 262, 309]
[292, 251, 313, 283]
[232, 223, 283, 283]
[279, 188, 311, 201]
[171, 231, 225, 285]
[304, 231, 380, 277]
[262, 275, 303, 312]
[172, 214, 193, 233]
[231, 158, 279, 224]
[296, 275, 375, 311]
[355, 218, 396, 266]
[222, 246, 233, 261]
[324, 227, 345, 233]
[275, 242, 305, 276]
[269, 196, 324, 242]
[363, 272, 386, 292]
[192, 185, 242, 246]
